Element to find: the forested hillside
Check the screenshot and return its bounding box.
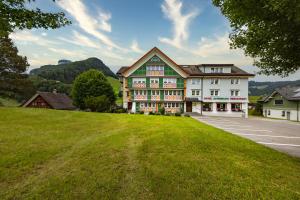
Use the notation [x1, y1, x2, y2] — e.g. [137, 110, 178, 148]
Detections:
[30, 57, 117, 84]
[249, 80, 300, 96]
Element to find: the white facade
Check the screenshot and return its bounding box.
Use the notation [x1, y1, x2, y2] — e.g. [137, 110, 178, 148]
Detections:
[186, 76, 249, 118]
[263, 109, 299, 121]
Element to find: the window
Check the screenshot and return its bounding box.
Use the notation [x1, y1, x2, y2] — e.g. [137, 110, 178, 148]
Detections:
[192, 79, 200, 85]
[231, 90, 240, 96]
[282, 111, 285, 117]
[217, 103, 227, 111]
[165, 91, 168, 95]
[133, 78, 146, 84]
[203, 103, 212, 111]
[268, 110, 271, 115]
[231, 79, 240, 84]
[163, 78, 176, 84]
[274, 99, 283, 105]
[231, 103, 241, 111]
[210, 89, 219, 96]
[211, 67, 223, 73]
[192, 89, 200, 96]
[210, 78, 219, 85]
[140, 103, 144, 108]
[150, 78, 159, 84]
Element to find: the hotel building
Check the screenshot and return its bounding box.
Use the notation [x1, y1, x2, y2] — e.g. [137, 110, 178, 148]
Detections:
[117, 47, 254, 117]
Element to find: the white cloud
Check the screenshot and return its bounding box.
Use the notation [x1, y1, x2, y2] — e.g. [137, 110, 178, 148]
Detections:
[48, 47, 87, 58]
[192, 34, 231, 57]
[10, 31, 58, 47]
[130, 40, 143, 53]
[59, 31, 100, 49]
[159, 0, 199, 48]
[57, 0, 123, 50]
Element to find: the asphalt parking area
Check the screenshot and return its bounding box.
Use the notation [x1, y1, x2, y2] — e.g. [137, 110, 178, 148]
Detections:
[192, 115, 300, 158]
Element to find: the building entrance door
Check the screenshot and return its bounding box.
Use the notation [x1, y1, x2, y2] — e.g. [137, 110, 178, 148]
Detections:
[186, 102, 192, 112]
[287, 111, 291, 120]
[128, 102, 132, 111]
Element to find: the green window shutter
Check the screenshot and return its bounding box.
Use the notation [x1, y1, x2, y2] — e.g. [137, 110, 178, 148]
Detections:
[146, 77, 150, 88]
[136, 102, 140, 112]
[128, 78, 132, 88]
[131, 90, 134, 100]
[147, 90, 151, 102]
[160, 90, 164, 100]
[159, 78, 163, 88]
[177, 78, 184, 88]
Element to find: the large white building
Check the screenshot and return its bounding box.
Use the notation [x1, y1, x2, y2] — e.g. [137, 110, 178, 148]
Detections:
[117, 47, 254, 117]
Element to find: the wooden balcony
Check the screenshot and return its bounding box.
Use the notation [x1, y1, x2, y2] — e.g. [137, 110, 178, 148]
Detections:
[134, 95, 147, 100]
[133, 83, 146, 88]
[151, 95, 160, 101]
[163, 83, 177, 88]
[146, 71, 164, 76]
[164, 95, 183, 101]
[150, 83, 159, 88]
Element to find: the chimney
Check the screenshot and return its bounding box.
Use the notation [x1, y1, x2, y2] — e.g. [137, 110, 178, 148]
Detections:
[53, 89, 57, 94]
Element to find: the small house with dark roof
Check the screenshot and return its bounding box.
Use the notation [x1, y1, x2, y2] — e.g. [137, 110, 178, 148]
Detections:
[116, 47, 254, 117]
[22, 90, 76, 110]
[262, 86, 300, 121]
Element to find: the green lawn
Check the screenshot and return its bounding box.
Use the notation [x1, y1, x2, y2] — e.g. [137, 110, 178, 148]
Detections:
[0, 108, 299, 199]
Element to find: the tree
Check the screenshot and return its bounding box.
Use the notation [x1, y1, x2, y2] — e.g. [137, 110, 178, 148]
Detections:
[0, 36, 35, 101]
[0, 0, 70, 101]
[84, 95, 110, 112]
[0, 0, 71, 36]
[71, 70, 116, 110]
[213, 0, 300, 76]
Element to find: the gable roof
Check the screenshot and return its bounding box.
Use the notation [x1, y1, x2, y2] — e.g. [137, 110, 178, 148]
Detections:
[23, 91, 76, 110]
[122, 47, 189, 78]
[264, 86, 300, 102]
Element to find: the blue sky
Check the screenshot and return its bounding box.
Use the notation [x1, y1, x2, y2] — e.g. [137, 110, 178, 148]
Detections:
[11, 0, 300, 81]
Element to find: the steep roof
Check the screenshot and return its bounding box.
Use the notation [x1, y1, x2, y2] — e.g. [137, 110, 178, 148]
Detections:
[116, 47, 254, 77]
[23, 91, 76, 110]
[263, 86, 300, 102]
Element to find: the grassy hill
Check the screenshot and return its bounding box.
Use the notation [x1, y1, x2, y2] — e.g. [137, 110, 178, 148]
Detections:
[0, 108, 299, 199]
[249, 80, 300, 96]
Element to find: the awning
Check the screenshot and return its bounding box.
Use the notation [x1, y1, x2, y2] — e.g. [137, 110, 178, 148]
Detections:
[185, 97, 202, 102]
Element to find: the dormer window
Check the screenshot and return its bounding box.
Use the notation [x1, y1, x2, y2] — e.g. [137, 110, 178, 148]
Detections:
[211, 67, 224, 73]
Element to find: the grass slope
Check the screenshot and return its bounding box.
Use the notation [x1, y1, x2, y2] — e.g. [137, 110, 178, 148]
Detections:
[0, 97, 19, 107]
[0, 108, 299, 199]
[107, 77, 122, 104]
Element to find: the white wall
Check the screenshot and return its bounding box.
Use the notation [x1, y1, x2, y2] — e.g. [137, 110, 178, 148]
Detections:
[186, 78, 202, 99]
[263, 108, 299, 121]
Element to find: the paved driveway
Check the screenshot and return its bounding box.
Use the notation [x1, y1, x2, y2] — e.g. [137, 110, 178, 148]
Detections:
[192, 115, 300, 158]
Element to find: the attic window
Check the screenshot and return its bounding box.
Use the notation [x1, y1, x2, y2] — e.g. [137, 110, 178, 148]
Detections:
[274, 99, 283, 105]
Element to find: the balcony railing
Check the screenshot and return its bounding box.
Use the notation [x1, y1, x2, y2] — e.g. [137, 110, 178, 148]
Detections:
[165, 108, 181, 113]
[134, 95, 147, 100]
[164, 95, 183, 101]
[150, 83, 159, 88]
[163, 83, 177, 88]
[151, 95, 160, 101]
[146, 71, 164, 76]
[133, 83, 146, 88]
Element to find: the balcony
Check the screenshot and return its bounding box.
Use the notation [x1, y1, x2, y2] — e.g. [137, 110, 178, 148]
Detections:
[150, 83, 159, 88]
[151, 95, 160, 101]
[164, 95, 183, 101]
[133, 82, 146, 88]
[146, 70, 164, 76]
[134, 95, 147, 100]
[163, 83, 177, 88]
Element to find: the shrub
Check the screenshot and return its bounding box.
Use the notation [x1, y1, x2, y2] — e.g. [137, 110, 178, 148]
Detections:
[175, 112, 181, 117]
[139, 111, 144, 114]
[184, 114, 190, 117]
[84, 95, 110, 112]
[155, 112, 160, 115]
[114, 108, 127, 113]
[165, 113, 171, 116]
[149, 111, 155, 115]
[71, 69, 115, 110]
[159, 107, 165, 115]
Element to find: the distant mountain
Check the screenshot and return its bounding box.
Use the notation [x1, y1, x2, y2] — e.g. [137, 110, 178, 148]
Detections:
[249, 80, 300, 96]
[30, 57, 117, 84]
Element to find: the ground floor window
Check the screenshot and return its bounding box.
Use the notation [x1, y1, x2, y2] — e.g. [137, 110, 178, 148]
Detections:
[282, 110, 285, 117]
[217, 103, 227, 111]
[203, 103, 212, 111]
[231, 103, 242, 112]
[143, 102, 156, 108]
[268, 110, 271, 115]
[164, 102, 180, 108]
